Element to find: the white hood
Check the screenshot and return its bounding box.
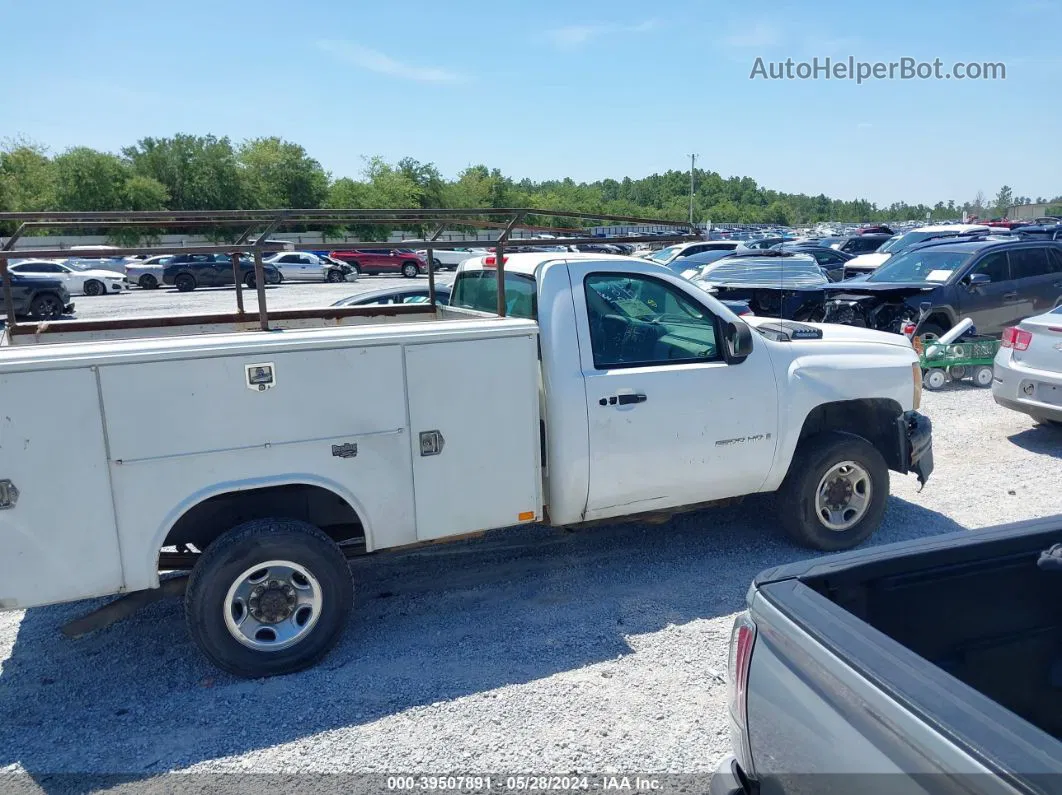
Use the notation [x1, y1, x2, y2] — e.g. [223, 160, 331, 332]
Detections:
[844, 252, 890, 271]
[746, 316, 915, 349]
[76, 268, 124, 278]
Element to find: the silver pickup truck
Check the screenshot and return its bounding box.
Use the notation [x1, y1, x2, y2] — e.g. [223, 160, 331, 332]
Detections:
[712, 515, 1062, 795]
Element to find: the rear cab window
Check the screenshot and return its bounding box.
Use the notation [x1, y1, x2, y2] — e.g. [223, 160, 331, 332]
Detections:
[450, 269, 538, 318]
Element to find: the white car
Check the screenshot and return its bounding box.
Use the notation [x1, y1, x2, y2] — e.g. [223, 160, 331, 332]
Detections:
[64, 245, 128, 274]
[263, 252, 351, 282]
[9, 259, 129, 296]
[408, 245, 491, 271]
[845, 224, 990, 276]
[641, 240, 739, 267]
[992, 307, 1062, 427]
[125, 254, 173, 289]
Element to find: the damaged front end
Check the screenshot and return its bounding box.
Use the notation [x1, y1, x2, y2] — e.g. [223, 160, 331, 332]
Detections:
[821, 286, 935, 334]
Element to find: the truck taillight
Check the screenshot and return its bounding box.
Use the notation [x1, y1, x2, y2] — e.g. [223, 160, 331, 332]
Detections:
[728, 613, 756, 744]
[482, 256, 508, 268]
[1002, 326, 1032, 351]
[903, 322, 917, 338]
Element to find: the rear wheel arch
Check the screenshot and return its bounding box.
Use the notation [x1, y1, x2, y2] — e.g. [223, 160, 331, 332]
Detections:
[153, 478, 372, 578]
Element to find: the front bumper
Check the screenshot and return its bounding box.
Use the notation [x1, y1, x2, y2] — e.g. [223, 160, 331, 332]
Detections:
[710, 756, 753, 795]
[992, 354, 1062, 423]
[897, 410, 933, 487]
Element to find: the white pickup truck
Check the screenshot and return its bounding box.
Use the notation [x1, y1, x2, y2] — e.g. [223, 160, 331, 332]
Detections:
[0, 252, 933, 677]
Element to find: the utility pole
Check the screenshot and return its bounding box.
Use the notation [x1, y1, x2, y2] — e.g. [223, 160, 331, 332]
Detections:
[687, 153, 698, 228]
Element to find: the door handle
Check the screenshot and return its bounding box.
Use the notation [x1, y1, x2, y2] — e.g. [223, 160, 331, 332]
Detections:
[1002, 292, 1019, 303]
[616, 393, 648, 405]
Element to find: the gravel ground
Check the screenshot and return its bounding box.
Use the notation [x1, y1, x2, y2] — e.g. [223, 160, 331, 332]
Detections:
[62, 276, 450, 321]
[2, 315, 1062, 786]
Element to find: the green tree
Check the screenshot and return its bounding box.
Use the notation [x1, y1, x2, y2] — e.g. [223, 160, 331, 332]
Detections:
[53, 147, 129, 211]
[237, 137, 329, 209]
[994, 185, 1013, 217]
[123, 134, 243, 210]
[0, 140, 57, 214]
[122, 175, 169, 210]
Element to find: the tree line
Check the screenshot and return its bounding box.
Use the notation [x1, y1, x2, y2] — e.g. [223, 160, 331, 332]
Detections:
[1, 134, 1058, 240]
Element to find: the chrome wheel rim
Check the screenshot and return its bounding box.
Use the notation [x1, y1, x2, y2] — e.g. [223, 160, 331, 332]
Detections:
[223, 560, 323, 652]
[814, 461, 872, 531]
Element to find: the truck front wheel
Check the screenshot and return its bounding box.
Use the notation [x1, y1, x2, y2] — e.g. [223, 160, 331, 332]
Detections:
[184, 518, 354, 678]
[777, 432, 889, 552]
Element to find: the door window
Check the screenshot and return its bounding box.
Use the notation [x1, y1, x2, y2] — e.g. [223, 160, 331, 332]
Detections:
[1048, 247, 1062, 272]
[1009, 247, 1052, 279]
[583, 274, 721, 369]
[970, 252, 1009, 282]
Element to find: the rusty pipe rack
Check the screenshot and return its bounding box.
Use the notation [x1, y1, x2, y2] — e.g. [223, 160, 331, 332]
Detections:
[0, 207, 698, 340]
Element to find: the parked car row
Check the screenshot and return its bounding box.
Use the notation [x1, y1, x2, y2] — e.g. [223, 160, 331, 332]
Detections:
[7, 259, 129, 296]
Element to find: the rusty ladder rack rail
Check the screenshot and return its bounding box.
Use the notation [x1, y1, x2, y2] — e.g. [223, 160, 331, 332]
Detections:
[0, 208, 698, 340]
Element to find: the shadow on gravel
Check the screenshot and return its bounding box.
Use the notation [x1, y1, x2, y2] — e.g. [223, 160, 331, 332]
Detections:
[0, 494, 965, 786]
[1007, 424, 1062, 459]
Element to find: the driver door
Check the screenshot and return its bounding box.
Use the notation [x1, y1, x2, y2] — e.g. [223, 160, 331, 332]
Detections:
[955, 251, 1016, 335]
[566, 262, 779, 521]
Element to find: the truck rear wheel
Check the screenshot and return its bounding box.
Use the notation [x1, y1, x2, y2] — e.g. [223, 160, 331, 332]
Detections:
[184, 518, 353, 678]
[777, 432, 889, 552]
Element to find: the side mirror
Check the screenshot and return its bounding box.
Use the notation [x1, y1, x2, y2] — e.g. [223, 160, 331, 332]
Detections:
[724, 319, 754, 363]
[965, 273, 991, 289]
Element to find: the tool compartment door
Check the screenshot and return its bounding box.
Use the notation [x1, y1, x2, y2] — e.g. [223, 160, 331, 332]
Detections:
[404, 334, 541, 541]
[0, 368, 123, 608]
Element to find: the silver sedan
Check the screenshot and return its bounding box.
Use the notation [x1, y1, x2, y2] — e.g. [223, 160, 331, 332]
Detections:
[993, 306, 1062, 426]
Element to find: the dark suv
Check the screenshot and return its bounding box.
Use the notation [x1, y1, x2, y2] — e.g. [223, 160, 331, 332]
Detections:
[162, 254, 281, 292]
[2, 274, 75, 320]
[833, 233, 893, 255]
[821, 239, 1062, 336]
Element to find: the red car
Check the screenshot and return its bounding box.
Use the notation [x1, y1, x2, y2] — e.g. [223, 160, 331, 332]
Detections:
[982, 219, 1031, 230]
[327, 248, 427, 277]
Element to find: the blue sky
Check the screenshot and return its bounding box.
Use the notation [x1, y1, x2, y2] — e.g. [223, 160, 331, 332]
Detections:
[5, 0, 1062, 206]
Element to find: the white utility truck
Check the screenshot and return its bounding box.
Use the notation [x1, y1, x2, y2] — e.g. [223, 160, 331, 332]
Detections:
[0, 252, 933, 677]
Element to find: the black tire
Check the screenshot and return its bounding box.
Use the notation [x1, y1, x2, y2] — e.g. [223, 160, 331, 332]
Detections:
[432, 258, 443, 270]
[83, 279, 103, 297]
[245, 272, 257, 289]
[184, 518, 354, 678]
[29, 293, 64, 320]
[777, 431, 889, 552]
[267, 270, 282, 285]
[326, 268, 344, 283]
[918, 322, 945, 340]
[175, 273, 196, 292]
[401, 262, 419, 279]
[139, 274, 159, 290]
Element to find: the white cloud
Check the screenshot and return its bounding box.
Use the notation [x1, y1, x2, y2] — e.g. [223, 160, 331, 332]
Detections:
[543, 19, 660, 50]
[722, 22, 781, 49]
[316, 40, 463, 83]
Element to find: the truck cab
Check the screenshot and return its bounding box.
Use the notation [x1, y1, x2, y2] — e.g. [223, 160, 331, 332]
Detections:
[450, 252, 933, 548]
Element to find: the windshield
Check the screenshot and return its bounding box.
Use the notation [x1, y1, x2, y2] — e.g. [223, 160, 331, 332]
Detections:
[647, 246, 680, 264]
[866, 249, 973, 283]
[450, 269, 537, 318]
[693, 259, 828, 287]
[880, 231, 957, 254]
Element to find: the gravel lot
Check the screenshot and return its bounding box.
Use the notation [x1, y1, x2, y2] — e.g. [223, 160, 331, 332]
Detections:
[64, 275, 449, 321]
[2, 289, 1062, 786]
